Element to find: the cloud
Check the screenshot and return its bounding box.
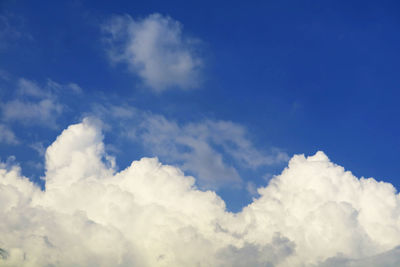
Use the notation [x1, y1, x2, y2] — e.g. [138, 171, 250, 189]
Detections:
[46, 79, 83, 95]
[88, 103, 287, 190]
[102, 14, 203, 92]
[319, 246, 400, 267]
[1, 78, 81, 128]
[2, 99, 62, 128]
[1, 119, 400, 266]
[138, 115, 242, 189]
[0, 13, 33, 49]
[16, 78, 50, 98]
[0, 124, 18, 144]
[134, 114, 288, 189]
[29, 142, 46, 156]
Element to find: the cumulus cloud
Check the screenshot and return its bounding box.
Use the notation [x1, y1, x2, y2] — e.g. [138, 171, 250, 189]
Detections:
[102, 14, 203, 92]
[1, 119, 400, 266]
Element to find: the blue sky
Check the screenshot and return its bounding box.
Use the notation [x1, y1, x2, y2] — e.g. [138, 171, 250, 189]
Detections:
[4, 1, 400, 266]
[1, 0, 400, 213]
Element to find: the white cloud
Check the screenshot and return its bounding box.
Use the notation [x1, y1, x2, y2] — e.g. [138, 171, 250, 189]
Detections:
[319, 246, 400, 267]
[2, 78, 62, 127]
[88, 103, 287, 190]
[103, 14, 203, 92]
[138, 115, 241, 189]
[0, 124, 18, 144]
[1, 119, 400, 266]
[2, 98, 63, 127]
[136, 114, 288, 189]
[246, 181, 258, 196]
[16, 78, 50, 98]
[1, 78, 81, 128]
[29, 142, 46, 156]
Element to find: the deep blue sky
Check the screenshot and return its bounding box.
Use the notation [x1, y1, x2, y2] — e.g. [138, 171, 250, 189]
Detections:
[1, 0, 400, 211]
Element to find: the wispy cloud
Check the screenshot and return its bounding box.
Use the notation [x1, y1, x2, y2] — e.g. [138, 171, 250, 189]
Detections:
[0, 124, 18, 144]
[102, 14, 203, 92]
[135, 114, 288, 189]
[1, 78, 81, 128]
[0, 13, 33, 49]
[2, 79, 62, 128]
[89, 102, 288, 189]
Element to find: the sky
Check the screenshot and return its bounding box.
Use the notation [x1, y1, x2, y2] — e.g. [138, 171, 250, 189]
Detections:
[1, 0, 400, 266]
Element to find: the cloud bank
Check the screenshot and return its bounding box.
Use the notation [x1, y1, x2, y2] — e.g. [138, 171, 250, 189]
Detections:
[1, 119, 400, 266]
[102, 14, 203, 92]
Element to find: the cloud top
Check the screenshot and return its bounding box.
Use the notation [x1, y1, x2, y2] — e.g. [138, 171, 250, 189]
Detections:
[103, 14, 203, 92]
[1, 119, 400, 266]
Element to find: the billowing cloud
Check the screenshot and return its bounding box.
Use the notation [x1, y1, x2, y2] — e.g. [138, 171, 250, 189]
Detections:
[1, 119, 400, 266]
[102, 14, 203, 92]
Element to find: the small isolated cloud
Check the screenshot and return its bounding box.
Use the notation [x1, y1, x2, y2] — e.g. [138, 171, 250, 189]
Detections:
[102, 13, 203, 92]
[0, 124, 18, 144]
[1, 119, 400, 266]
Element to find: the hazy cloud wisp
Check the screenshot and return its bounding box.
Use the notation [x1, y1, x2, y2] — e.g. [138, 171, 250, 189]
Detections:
[0, 124, 18, 145]
[1, 78, 81, 128]
[137, 114, 288, 189]
[2, 78, 63, 128]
